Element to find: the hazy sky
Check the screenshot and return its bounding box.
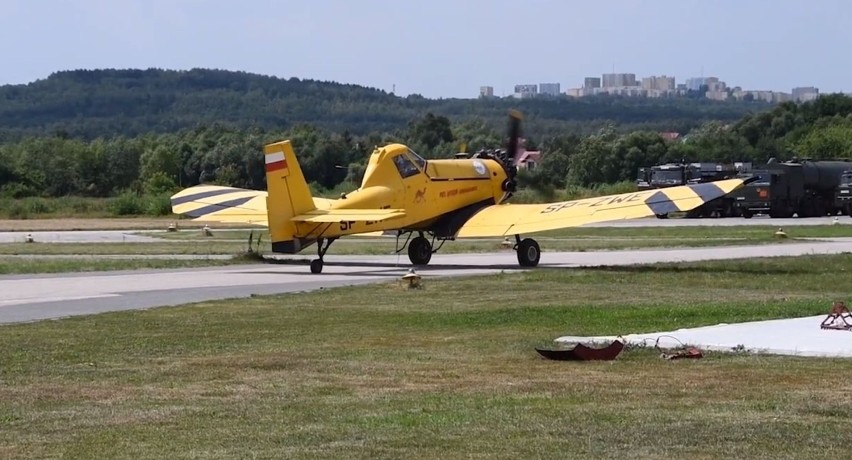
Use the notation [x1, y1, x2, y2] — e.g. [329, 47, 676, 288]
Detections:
[1, 0, 849, 98]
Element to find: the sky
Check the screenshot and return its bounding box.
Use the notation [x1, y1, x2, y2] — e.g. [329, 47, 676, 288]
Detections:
[1, 0, 850, 98]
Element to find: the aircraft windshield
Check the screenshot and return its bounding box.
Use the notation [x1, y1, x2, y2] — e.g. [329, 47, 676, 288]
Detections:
[393, 153, 420, 179]
[407, 149, 427, 170]
[841, 173, 852, 186]
[750, 170, 771, 185]
[651, 169, 683, 183]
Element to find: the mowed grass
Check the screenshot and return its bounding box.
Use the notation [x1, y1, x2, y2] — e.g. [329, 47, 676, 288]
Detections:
[2, 255, 852, 458]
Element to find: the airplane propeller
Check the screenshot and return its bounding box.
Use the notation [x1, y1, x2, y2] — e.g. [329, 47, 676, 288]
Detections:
[501, 110, 523, 194]
[470, 110, 523, 202]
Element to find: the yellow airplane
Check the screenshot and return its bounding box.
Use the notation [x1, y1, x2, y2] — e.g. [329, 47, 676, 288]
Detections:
[170, 112, 754, 273]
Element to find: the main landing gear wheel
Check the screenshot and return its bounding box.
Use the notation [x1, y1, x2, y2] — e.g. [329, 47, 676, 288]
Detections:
[408, 236, 432, 265]
[310, 237, 335, 274]
[517, 238, 540, 267]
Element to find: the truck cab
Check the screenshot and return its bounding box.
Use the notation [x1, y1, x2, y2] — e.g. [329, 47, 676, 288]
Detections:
[732, 169, 778, 218]
[649, 164, 686, 188]
[837, 170, 852, 215]
[636, 167, 652, 191]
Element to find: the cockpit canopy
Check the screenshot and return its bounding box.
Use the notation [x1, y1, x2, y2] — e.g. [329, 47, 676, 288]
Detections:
[392, 148, 427, 179]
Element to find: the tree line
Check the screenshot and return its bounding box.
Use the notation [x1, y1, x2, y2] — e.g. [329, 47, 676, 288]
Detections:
[0, 68, 767, 141]
[2, 70, 852, 201]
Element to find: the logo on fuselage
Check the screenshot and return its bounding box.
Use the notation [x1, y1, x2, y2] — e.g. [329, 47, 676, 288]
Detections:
[414, 188, 426, 203]
[473, 160, 487, 176]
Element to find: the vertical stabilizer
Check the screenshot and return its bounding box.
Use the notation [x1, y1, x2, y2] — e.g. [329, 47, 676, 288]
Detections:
[264, 141, 316, 253]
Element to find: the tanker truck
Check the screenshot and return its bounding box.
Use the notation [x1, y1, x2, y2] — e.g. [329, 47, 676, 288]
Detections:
[835, 170, 852, 215]
[733, 159, 852, 218]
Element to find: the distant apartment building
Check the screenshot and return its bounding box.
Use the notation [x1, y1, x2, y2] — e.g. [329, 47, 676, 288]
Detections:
[539, 82, 561, 96]
[792, 86, 819, 102]
[732, 89, 791, 103]
[704, 78, 729, 100]
[685, 77, 709, 91]
[564, 71, 816, 103]
[584, 77, 601, 89]
[513, 84, 538, 98]
[641, 75, 676, 92]
[479, 86, 494, 98]
[601, 73, 637, 88]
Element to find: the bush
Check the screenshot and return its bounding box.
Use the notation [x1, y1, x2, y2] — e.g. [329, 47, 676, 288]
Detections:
[7, 202, 28, 219]
[0, 182, 37, 198]
[25, 198, 56, 215]
[109, 191, 145, 216]
[144, 172, 179, 195]
[145, 193, 173, 216]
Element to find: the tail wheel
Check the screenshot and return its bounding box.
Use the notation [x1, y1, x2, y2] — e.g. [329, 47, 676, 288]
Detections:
[408, 236, 432, 265]
[517, 238, 540, 267]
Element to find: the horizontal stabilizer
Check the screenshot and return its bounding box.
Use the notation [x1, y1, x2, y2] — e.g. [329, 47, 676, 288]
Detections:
[291, 209, 406, 223]
[171, 185, 268, 225]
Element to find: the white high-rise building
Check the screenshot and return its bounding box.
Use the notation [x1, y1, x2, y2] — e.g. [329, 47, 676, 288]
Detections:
[539, 83, 561, 96]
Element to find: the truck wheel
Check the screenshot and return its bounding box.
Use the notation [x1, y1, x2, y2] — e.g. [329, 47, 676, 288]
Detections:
[741, 210, 753, 219]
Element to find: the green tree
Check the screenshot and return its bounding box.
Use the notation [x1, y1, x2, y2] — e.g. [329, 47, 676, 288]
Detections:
[795, 120, 852, 159]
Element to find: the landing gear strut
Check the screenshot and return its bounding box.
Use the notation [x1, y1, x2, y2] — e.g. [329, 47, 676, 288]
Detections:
[515, 235, 540, 267]
[408, 233, 432, 265]
[310, 237, 335, 274]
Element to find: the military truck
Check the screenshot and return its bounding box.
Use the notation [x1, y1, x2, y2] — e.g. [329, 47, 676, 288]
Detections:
[637, 162, 751, 217]
[733, 159, 852, 218]
[835, 170, 852, 215]
[636, 167, 652, 190]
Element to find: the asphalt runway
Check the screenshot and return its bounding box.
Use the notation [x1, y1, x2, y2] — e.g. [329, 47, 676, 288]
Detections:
[0, 215, 850, 244]
[0, 230, 163, 243]
[3, 239, 852, 325]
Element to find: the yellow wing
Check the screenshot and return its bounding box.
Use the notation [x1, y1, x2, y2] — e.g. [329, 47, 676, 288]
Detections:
[170, 185, 335, 226]
[456, 178, 750, 237]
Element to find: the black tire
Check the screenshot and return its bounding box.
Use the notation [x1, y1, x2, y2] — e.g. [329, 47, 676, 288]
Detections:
[517, 238, 541, 267]
[741, 209, 753, 219]
[310, 259, 323, 274]
[655, 213, 669, 219]
[408, 236, 432, 265]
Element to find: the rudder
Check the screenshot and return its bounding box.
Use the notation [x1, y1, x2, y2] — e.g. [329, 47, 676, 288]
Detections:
[264, 141, 316, 253]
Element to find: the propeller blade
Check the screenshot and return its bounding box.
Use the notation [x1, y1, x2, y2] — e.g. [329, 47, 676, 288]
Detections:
[506, 110, 523, 166]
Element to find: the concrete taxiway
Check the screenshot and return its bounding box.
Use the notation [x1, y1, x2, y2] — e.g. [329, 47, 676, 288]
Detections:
[0, 230, 163, 244]
[0, 215, 849, 244]
[2, 239, 851, 325]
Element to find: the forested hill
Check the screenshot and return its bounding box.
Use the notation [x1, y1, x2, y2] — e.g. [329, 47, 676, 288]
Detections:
[0, 68, 769, 140]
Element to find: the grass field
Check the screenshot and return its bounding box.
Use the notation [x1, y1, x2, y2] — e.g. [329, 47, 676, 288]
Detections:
[2, 254, 851, 458]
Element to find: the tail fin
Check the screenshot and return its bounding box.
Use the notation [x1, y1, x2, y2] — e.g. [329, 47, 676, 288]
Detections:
[264, 141, 316, 253]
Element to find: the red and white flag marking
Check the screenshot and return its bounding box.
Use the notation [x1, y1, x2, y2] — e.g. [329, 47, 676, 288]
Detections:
[265, 151, 288, 173]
